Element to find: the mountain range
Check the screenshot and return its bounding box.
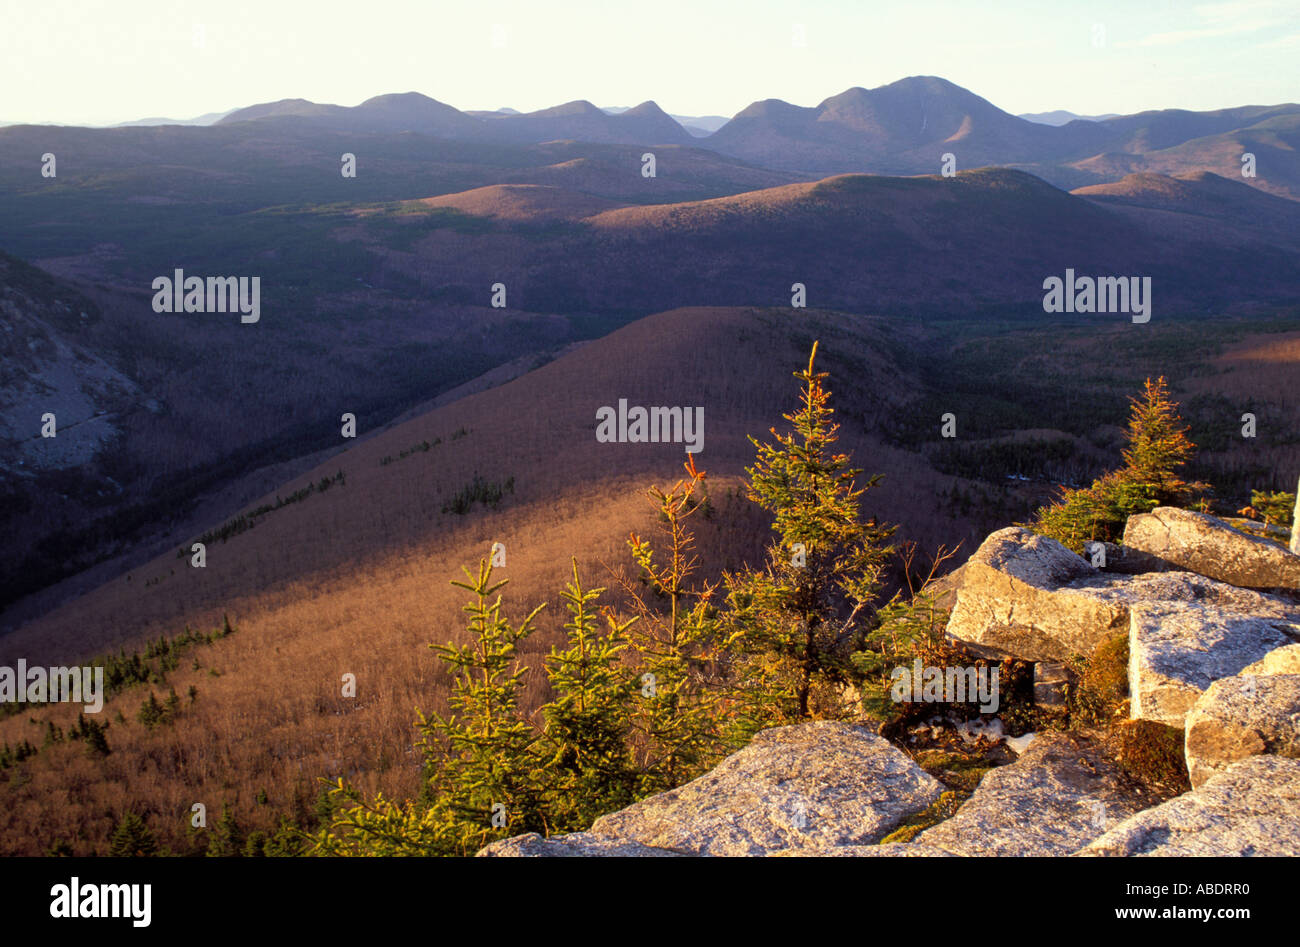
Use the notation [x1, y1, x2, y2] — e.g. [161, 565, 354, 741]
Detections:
[7, 76, 1298, 198]
[189, 76, 1300, 199]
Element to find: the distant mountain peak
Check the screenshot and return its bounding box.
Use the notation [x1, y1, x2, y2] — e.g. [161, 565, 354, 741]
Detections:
[623, 100, 669, 118]
[360, 92, 442, 107]
[533, 100, 604, 117]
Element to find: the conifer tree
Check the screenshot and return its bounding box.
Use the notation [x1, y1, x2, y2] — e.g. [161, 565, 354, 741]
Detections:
[721, 342, 896, 727]
[417, 559, 548, 852]
[1246, 489, 1294, 529]
[243, 831, 268, 857]
[850, 541, 963, 723]
[1032, 376, 1207, 551]
[108, 811, 157, 857]
[1118, 375, 1202, 510]
[308, 779, 455, 856]
[617, 455, 729, 794]
[206, 803, 244, 857]
[137, 691, 165, 729]
[77, 713, 111, 756]
[539, 560, 639, 831]
[262, 817, 311, 857]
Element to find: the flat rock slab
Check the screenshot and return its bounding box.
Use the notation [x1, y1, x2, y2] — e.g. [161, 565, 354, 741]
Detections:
[915, 732, 1149, 856]
[1124, 506, 1300, 591]
[1078, 756, 1300, 856]
[1069, 570, 1298, 618]
[477, 832, 682, 857]
[588, 721, 943, 856]
[1129, 602, 1300, 726]
[1184, 673, 1300, 788]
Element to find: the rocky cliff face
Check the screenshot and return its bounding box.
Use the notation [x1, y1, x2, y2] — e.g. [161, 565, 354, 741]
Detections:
[482, 507, 1300, 857]
[0, 252, 136, 475]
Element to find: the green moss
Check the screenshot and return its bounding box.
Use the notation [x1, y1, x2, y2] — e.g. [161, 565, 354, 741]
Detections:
[914, 750, 995, 793]
[879, 791, 964, 844]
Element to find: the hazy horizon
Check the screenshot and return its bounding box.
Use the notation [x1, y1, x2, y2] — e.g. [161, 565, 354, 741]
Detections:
[5, 0, 1300, 126]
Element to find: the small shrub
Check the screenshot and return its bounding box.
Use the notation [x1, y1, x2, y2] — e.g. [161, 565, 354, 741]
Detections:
[1113, 719, 1191, 794]
[1069, 633, 1130, 727]
[1248, 490, 1295, 529]
[441, 475, 515, 515]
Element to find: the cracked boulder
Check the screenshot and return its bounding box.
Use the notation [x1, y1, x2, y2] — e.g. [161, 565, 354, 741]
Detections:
[1183, 673, 1300, 788]
[945, 527, 1110, 662]
[1128, 602, 1300, 726]
[915, 732, 1150, 856]
[946, 527, 1299, 664]
[1078, 756, 1300, 856]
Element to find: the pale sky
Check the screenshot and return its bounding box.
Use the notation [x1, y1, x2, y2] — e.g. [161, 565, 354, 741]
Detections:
[4, 0, 1299, 125]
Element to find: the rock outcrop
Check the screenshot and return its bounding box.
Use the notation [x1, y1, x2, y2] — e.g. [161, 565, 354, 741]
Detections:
[944, 528, 1103, 662]
[1124, 506, 1300, 591]
[946, 527, 1300, 668]
[586, 721, 942, 856]
[1078, 756, 1300, 856]
[486, 511, 1300, 858]
[914, 733, 1149, 856]
[1183, 673, 1300, 788]
[775, 842, 956, 857]
[1128, 602, 1300, 726]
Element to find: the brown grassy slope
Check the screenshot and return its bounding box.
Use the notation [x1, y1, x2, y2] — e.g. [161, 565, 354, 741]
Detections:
[416, 184, 626, 221]
[0, 306, 968, 854]
[4, 305, 955, 668]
